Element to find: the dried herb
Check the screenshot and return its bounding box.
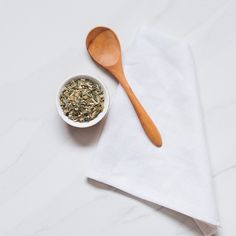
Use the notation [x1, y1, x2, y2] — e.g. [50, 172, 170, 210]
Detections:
[60, 78, 104, 122]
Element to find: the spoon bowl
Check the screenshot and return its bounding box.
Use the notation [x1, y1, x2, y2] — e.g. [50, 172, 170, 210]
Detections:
[86, 27, 121, 67]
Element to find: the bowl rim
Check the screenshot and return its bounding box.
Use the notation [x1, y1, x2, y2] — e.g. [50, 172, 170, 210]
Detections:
[56, 74, 109, 128]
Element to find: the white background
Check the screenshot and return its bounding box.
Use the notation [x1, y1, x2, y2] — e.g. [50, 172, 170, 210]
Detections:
[0, 0, 235, 235]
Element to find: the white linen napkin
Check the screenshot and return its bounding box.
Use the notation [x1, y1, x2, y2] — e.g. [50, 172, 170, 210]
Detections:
[87, 26, 220, 235]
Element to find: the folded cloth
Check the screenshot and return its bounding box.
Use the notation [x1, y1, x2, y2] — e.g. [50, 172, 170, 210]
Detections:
[87, 26, 220, 235]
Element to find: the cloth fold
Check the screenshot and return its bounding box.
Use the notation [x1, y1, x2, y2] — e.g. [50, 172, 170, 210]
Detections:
[87, 26, 219, 235]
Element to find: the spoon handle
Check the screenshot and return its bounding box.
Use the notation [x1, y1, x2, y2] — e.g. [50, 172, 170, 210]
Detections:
[111, 68, 162, 147]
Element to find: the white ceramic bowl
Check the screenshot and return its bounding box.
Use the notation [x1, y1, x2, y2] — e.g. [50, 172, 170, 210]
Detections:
[56, 75, 109, 128]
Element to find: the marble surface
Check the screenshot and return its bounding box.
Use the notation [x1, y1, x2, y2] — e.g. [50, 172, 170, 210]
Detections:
[0, 0, 235, 235]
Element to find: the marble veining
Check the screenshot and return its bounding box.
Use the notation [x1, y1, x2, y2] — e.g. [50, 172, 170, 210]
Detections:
[0, 0, 235, 235]
[213, 164, 236, 178]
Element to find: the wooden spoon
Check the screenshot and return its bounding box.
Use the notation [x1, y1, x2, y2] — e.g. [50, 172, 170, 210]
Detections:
[86, 27, 162, 147]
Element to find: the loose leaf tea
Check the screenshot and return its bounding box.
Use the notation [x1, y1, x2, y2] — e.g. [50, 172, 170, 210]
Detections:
[60, 78, 104, 122]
